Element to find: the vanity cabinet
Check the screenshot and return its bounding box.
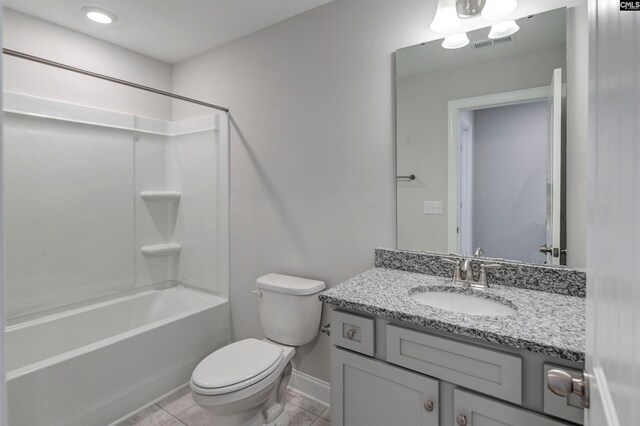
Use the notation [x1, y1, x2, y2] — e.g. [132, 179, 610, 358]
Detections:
[330, 310, 582, 426]
[454, 389, 571, 426]
[331, 347, 439, 426]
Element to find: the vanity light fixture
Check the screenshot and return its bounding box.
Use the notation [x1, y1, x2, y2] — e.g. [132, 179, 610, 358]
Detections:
[430, 0, 461, 33]
[81, 6, 117, 24]
[430, 0, 518, 35]
[488, 20, 520, 38]
[442, 32, 470, 49]
[481, 0, 518, 21]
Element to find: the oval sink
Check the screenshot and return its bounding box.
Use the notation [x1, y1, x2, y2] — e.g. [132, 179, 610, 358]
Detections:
[410, 291, 516, 316]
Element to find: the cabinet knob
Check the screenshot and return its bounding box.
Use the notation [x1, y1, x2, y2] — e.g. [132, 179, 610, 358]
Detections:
[423, 400, 434, 411]
[456, 414, 468, 426]
[345, 328, 356, 339]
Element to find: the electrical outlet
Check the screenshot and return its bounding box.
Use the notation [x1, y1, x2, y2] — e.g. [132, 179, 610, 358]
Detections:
[424, 201, 443, 215]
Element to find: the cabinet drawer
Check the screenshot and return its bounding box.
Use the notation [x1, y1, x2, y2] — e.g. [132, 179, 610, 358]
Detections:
[331, 310, 375, 356]
[543, 364, 584, 424]
[386, 324, 522, 404]
[454, 389, 572, 426]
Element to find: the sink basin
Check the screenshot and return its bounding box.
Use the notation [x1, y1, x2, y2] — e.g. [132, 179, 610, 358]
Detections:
[410, 290, 516, 316]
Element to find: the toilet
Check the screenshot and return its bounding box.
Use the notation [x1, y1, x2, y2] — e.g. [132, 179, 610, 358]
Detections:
[190, 273, 326, 426]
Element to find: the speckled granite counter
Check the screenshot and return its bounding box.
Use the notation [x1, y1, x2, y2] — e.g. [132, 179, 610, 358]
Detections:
[319, 267, 586, 362]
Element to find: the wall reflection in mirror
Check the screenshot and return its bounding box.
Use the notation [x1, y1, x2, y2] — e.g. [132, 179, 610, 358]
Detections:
[396, 8, 572, 266]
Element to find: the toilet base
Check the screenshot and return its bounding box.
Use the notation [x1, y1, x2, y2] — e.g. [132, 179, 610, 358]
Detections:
[265, 410, 289, 426]
[192, 360, 293, 426]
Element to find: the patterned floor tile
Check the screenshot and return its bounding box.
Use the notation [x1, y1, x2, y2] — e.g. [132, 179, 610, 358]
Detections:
[115, 404, 175, 426]
[289, 395, 327, 416]
[285, 403, 318, 426]
[157, 385, 196, 416]
[173, 404, 217, 426]
[319, 407, 330, 420]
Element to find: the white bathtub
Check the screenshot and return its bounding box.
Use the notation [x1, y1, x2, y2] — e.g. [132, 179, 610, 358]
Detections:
[6, 286, 229, 426]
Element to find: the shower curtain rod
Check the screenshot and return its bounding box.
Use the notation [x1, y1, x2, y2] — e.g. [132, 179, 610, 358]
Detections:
[2, 48, 229, 112]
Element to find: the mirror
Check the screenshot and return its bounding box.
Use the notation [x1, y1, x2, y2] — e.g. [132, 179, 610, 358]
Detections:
[396, 8, 570, 266]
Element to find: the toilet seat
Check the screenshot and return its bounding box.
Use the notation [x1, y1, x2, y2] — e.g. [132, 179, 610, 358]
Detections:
[191, 338, 285, 395]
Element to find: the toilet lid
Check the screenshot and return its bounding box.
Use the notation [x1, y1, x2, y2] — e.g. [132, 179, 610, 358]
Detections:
[191, 338, 284, 391]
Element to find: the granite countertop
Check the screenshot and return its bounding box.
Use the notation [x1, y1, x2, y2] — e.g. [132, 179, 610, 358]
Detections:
[319, 267, 585, 362]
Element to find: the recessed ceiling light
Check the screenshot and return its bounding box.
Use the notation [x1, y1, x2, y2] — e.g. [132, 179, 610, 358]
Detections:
[81, 6, 117, 24]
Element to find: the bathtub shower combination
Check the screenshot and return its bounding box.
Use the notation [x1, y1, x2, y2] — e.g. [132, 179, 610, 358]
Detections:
[3, 65, 230, 425]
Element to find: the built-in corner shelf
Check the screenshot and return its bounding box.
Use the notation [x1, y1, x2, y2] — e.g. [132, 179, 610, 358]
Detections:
[141, 243, 181, 256]
[140, 191, 181, 201]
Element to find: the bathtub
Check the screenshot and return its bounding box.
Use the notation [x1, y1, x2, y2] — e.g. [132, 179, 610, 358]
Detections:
[5, 286, 229, 426]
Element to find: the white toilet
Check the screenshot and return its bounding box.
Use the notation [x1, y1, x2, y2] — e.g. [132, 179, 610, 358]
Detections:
[190, 273, 326, 426]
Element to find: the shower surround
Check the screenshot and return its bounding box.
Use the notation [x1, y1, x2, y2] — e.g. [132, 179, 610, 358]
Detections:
[3, 91, 230, 425]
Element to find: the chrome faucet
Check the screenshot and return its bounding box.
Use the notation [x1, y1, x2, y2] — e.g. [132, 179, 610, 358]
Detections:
[461, 258, 474, 282]
[442, 257, 500, 288]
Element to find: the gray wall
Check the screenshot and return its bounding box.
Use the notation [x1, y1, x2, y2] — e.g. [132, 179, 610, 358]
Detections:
[472, 102, 548, 263]
[172, 0, 584, 383]
[2, 9, 173, 119]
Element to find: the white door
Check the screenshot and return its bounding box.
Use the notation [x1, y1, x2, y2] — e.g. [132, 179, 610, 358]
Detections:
[544, 68, 562, 265]
[543, 5, 639, 425]
[585, 1, 640, 425]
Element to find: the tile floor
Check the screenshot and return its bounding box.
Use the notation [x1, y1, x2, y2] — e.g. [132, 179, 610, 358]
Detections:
[116, 385, 330, 426]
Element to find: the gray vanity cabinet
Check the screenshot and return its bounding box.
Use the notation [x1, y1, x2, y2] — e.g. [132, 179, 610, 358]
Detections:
[331, 347, 440, 426]
[454, 389, 572, 426]
[329, 309, 583, 426]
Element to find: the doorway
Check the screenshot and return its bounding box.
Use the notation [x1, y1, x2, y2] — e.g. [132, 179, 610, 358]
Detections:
[458, 101, 548, 263]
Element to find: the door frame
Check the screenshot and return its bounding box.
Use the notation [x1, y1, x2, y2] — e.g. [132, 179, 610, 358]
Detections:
[446, 86, 551, 254]
[458, 113, 473, 256]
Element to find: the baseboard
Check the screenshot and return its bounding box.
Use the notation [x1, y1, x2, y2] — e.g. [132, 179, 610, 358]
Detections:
[289, 369, 330, 407]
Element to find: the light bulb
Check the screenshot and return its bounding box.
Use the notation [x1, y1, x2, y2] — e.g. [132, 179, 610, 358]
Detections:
[81, 6, 117, 24]
[481, 0, 517, 21]
[430, 0, 461, 33]
[488, 20, 520, 38]
[442, 33, 470, 49]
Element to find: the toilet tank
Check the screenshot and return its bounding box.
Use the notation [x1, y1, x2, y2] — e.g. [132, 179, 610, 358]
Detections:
[256, 273, 326, 346]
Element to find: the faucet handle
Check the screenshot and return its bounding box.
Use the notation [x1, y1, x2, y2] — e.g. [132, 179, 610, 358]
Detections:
[477, 263, 501, 288]
[442, 258, 463, 283]
[480, 263, 501, 269]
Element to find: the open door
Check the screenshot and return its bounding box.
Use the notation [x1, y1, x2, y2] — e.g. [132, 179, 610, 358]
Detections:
[545, 3, 640, 425]
[542, 68, 563, 265]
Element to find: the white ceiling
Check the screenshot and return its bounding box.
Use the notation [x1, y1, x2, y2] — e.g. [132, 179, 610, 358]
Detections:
[3, 0, 334, 63]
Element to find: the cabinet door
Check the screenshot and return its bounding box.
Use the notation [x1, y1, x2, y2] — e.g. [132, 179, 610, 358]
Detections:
[331, 347, 439, 426]
[453, 389, 573, 426]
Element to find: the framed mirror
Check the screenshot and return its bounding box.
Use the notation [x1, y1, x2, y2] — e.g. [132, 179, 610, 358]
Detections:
[396, 8, 571, 266]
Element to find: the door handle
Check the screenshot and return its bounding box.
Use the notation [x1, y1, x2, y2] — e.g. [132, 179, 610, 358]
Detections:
[546, 369, 590, 408]
[539, 245, 553, 254]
